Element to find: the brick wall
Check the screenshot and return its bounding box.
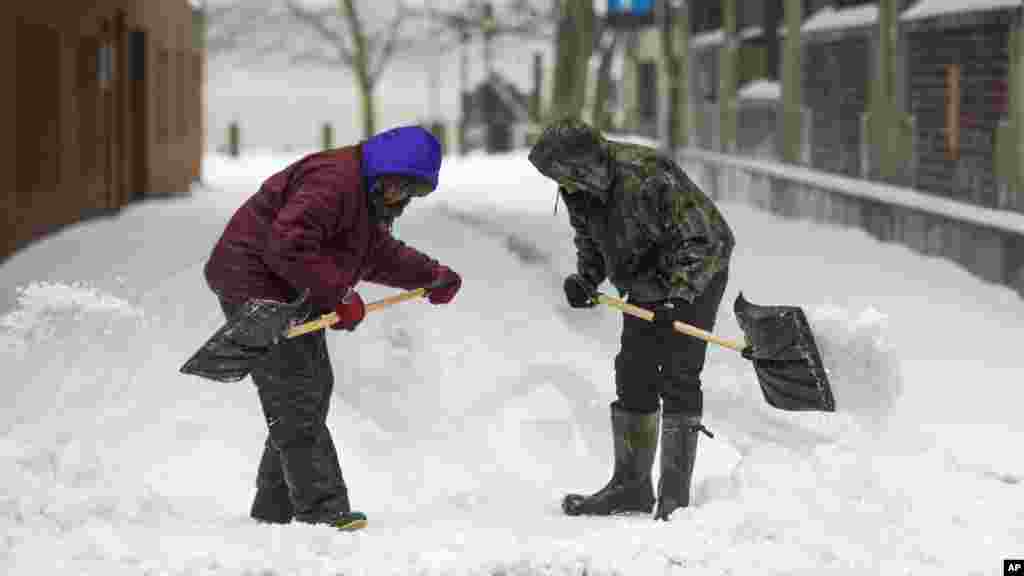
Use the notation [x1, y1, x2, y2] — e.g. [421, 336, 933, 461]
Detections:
[804, 36, 870, 178]
[906, 12, 1013, 208]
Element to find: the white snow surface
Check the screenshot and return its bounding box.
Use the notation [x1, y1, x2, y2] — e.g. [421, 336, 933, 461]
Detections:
[802, 4, 879, 34]
[901, 0, 1021, 21]
[2, 150, 1023, 575]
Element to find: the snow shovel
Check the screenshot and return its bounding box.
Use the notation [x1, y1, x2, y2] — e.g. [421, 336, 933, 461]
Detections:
[180, 280, 454, 384]
[596, 292, 835, 413]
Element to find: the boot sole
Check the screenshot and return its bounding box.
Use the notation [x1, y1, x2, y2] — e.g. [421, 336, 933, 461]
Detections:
[333, 518, 368, 532]
[562, 498, 654, 516]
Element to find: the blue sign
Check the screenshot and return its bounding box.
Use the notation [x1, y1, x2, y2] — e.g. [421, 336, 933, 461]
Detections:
[607, 0, 655, 28]
[608, 0, 654, 16]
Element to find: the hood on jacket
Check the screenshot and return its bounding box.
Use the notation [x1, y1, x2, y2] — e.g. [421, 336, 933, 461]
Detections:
[361, 126, 443, 195]
[528, 118, 613, 203]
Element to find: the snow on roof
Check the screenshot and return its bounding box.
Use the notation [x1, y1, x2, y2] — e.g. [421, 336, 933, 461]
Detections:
[901, 0, 1020, 22]
[738, 80, 781, 102]
[691, 29, 724, 49]
[740, 26, 763, 40]
[680, 147, 1024, 236]
[691, 26, 765, 49]
[802, 3, 879, 34]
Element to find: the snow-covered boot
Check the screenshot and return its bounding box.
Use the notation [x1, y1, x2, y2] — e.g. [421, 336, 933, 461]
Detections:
[562, 402, 659, 516]
[654, 413, 710, 521]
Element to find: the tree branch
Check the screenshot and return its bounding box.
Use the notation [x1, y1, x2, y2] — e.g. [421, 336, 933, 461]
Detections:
[368, 2, 413, 82]
[284, 0, 354, 68]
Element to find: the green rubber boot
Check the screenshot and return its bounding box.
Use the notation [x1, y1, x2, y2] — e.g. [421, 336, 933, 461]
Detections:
[562, 402, 659, 516]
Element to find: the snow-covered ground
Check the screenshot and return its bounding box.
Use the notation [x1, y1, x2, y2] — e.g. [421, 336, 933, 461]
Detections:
[2, 150, 1023, 575]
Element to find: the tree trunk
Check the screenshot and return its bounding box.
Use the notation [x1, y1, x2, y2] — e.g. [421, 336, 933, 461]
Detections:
[573, 0, 595, 117]
[359, 76, 376, 139]
[340, 0, 376, 138]
[661, 5, 680, 150]
[551, 0, 576, 120]
[551, 0, 594, 121]
[593, 30, 620, 132]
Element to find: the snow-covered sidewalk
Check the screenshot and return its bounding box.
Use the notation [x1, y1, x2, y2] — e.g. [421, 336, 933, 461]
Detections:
[1, 151, 1022, 575]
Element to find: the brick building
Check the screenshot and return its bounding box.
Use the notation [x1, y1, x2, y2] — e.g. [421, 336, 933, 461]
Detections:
[1, 1, 204, 262]
[903, 4, 1018, 208]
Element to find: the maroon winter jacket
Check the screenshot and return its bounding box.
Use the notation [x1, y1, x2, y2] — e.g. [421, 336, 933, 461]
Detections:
[203, 145, 439, 310]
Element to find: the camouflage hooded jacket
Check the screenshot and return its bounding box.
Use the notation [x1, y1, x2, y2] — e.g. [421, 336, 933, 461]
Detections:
[528, 119, 735, 304]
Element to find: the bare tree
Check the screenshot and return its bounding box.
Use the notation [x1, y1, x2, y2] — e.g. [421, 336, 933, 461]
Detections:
[592, 26, 623, 132]
[207, 0, 422, 139]
[549, 0, 595, 121]
[413, 0, 553, 151]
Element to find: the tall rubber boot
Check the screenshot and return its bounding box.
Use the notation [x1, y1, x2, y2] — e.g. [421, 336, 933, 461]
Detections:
[654, 413, 710, 521]
[562, 402, 659, 516]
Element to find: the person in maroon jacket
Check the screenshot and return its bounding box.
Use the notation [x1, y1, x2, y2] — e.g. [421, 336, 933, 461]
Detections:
[203, 126, 461, 531]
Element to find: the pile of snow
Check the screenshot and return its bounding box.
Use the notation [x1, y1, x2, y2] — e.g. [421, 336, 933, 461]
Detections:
[808, 305, 902, 425]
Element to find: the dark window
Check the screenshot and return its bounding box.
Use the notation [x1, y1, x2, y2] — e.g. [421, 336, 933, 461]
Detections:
[78, 36, 99, 176]
[637, 60, 657, 121]
[158, 48, 169, 142]
[98, 43, 113, 88]
[129, 31, 145, 82]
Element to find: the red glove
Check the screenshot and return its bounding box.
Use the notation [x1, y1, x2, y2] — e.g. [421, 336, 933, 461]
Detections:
[427, 265, 461, 305]
[332, 290, 366, 331]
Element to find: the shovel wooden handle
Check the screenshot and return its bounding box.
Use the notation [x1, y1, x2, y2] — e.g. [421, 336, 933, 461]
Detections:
[285, 287, 432, 338]
[596, 294, 747, 353]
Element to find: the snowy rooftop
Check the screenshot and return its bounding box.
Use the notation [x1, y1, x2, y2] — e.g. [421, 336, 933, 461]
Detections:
[691, 26, 768, 49]
[737, 80, 782, 102]
[901, 0, 1021, 21]
[802, 3, 879, 34]
[691, 29, 724, 49]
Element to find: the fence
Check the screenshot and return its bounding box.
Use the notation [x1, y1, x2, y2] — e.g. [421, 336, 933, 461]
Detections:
[679, 147, 1024, 299]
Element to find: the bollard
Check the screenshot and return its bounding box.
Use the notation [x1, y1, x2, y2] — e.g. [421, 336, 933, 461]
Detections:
[322, 122, 334, 151]
[228, 122, 240, 158]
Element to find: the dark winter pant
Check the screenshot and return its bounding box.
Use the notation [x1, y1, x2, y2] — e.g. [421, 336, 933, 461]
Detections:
[218, 298, 350, 522]
[614, 270, 729, 417]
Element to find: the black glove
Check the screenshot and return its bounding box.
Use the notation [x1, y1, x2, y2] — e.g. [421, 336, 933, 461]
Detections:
[563, 274, 597, 308]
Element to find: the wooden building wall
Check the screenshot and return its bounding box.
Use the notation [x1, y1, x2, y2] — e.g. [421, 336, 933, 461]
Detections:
[2, 0, 203, 263]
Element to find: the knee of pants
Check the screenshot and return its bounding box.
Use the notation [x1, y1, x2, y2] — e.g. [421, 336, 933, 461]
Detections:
[267, 418, 321, 451]
[614, 360, 660, 414]
[661, 374, 703, 416]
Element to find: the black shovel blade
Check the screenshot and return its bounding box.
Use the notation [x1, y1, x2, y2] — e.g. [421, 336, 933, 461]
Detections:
[180, 290, 312, 383]
[733, 292, 835, 412]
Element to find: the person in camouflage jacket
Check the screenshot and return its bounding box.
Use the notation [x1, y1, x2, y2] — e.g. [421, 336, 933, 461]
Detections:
[528, 118, 735, 521]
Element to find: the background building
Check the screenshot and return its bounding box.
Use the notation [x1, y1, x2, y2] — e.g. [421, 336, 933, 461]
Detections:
[1, 1, 205, 262]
